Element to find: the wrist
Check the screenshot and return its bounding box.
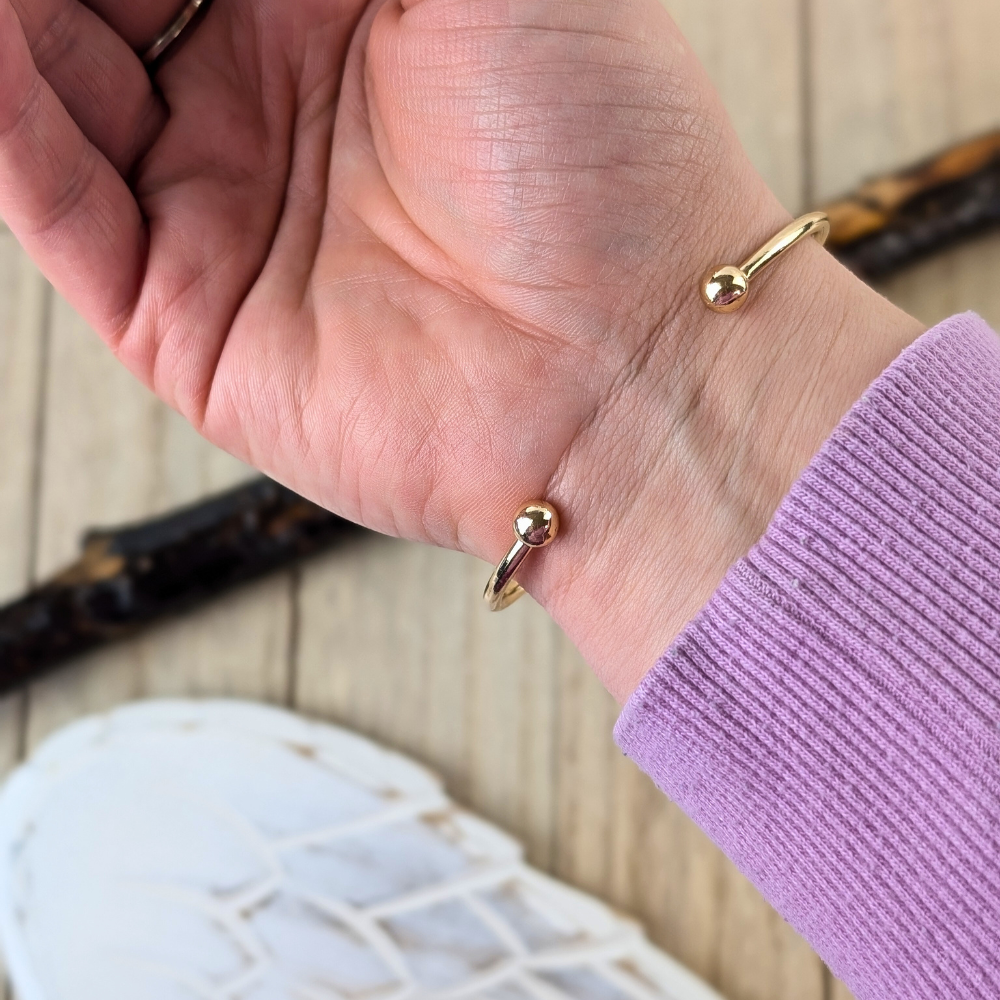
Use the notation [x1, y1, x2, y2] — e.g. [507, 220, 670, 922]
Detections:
[527, 190, 924, 702]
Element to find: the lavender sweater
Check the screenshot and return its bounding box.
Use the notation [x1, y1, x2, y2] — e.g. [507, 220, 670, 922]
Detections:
[615, 313, 1000, 1000]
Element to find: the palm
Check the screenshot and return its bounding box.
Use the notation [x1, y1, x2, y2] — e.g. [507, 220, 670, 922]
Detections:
[1, 0, 719, 557]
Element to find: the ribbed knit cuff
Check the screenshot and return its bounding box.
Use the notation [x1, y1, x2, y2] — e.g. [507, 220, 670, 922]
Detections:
[615, 313, 1000, 1000]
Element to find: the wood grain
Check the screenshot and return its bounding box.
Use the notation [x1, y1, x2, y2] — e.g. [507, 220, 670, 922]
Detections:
[294, 538, 561, 865]
[0, 236, 46, 606]
[666, 0, 806, 212]
[0, 227, 47, 996]
[811, 0, 1000, 332]
[0, 240, 44, 784]
[23, 294, 293, 750]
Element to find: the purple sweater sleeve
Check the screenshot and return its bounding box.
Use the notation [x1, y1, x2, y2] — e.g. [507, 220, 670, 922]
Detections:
[615, 312, 1000, 1000]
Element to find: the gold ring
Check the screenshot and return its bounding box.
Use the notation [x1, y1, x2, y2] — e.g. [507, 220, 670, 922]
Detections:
[483, 502, 560, 612]
[142, 0, 211, 67]
[701, 211, 831, 313]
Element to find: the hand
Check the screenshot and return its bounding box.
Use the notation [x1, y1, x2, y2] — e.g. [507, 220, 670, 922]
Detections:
[0, 0, 922, 699]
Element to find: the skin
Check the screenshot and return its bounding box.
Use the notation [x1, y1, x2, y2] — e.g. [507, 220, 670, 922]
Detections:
[0, 0, 924, 701]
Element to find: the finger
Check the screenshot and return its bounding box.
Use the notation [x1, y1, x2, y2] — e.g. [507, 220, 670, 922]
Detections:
[109, 1, 296, 423]
[10, 0, 166, 177]
[0, 0, 146, 339]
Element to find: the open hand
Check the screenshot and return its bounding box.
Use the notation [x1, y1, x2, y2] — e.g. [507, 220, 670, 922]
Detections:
[0, 0, 918, 696]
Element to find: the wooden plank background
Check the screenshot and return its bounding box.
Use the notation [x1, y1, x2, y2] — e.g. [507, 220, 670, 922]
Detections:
[2, 1, 1000, 998]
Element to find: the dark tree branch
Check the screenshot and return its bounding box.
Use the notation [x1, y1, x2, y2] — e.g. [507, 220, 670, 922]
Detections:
[823, 131, 1000, 278]
[0, 478, 365, 693]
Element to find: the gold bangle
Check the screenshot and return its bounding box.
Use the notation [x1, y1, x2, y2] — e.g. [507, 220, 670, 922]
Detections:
[142, 0, 211, 67]
[483, 502, 560, 612]
[701, 211, 830, 313]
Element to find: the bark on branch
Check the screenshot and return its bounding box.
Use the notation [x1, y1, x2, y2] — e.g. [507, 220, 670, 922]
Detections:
[823, 131, 1000, 278]
[0, 478, 364, 694]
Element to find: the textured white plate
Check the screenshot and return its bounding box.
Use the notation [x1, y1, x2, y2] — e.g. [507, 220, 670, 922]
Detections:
[0, 701, 723, 1000]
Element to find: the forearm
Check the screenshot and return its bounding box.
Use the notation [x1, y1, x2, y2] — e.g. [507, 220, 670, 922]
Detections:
[523, 175, 924, 700]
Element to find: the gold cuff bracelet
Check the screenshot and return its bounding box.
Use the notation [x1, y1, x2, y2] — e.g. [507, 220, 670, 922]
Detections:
[701, 211, 830, 313]
[484, 503, 560, 612]
[483, 216, 827, 610]
[143, 0, 210, 66]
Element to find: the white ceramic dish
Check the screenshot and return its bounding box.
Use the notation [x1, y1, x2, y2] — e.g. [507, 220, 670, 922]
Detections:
[0, 700, 723, 1000]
